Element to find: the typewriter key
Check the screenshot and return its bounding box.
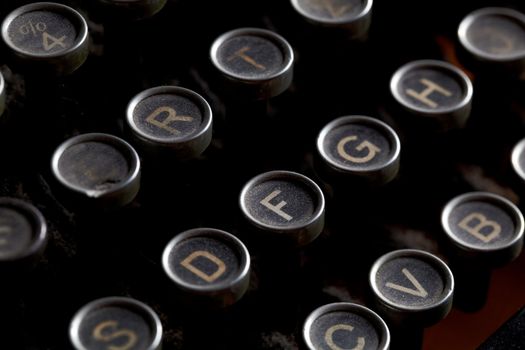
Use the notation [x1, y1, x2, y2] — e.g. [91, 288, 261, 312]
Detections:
[0, 198, 47, 269]
[290, 0, 373, 39]
[240, 170, 325, 247]
[316, 115, 400, 186]
[369, 249, 454, 349]
[97, 0, 168, 21]
[209, 27, 295, 172]
[390, 59, 473, 132]
[210, 27, 294, 100]
[126, 86, 213, 160]
[1, 2, 89, 76]
[51, 133, 141, 210]
[303, 302, 390, 350]
[442, 192, 524, 311]
[458, 7, 525, 78]
[162, 228, 251, 309]
[70, 296, 163, 350]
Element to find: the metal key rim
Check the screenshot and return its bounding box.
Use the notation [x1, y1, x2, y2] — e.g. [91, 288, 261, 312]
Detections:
[51, 133, 141, 201]
[69, 296, 163, 350]
[0, 197, 47, 262]
[210, 27, 294, 83]
[441, 191, 525, 253]
[303, 302, 390, 350]
[1, 2, 88, 60]
[162, 228, 251, 295]
[290, 0, 373, 26]
[126, 85, 213, 146]
[511, 138, 525, 181]
[0, 71, 5, 117]
[458, 7, 525, 62]
[316, 115, 401, 174]
[369, 249, 454, 314]
[239, 170, 326, 242]
[390, 59, 473, 116]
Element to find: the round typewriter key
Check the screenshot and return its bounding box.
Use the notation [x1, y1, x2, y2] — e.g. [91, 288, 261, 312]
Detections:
[1, 2, 89, 76]
[317, 115, 400, 186]
[51, 133, 141, 210]
[369, 249, 454, 327]
[442, 192, 524, 312]
[210, 27, 294, 100]
[390, 60, 473, 131]
[239, 170, 325, 246]
[458, 7, 525, 77]
[303, 302, 390, 350]
[162, 228, 251, 309]
[442, 192, 524, 265]
[70, 296, 163, 350]
[97, 0, 168, 21]
[126, 86, 213, 160]
[290, 0, 373, 39]
[0, 198, 47, 266]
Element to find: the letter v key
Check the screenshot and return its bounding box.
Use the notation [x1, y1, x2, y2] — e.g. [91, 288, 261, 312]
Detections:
[385, 268, 428, 297]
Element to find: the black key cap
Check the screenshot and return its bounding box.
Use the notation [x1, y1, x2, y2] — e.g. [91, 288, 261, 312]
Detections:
[458, 7, 525, 79]
[210, 27, 294, 101]
[290, 0, 373, 40]
[1, 2, 89, 76]
[316, 115, 401, 187]
[238, 170, 326, 336]
[369, 249, 454, 349]
[69, 296, 163, 350]
[209, 27, 296, 173]
[239, 170, 326, 247]
[0, 197, 47, 271]
[51, 133, 141, 210]
[390, 59, 473, 132]
[303, 302, 390, 350]
[441, 191, 524, 312]
[125, 85, 213, 160]
[162, 227, 251, 309]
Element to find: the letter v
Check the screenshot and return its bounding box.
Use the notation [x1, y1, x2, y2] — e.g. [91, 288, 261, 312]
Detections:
[385, 268, 428, 297]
